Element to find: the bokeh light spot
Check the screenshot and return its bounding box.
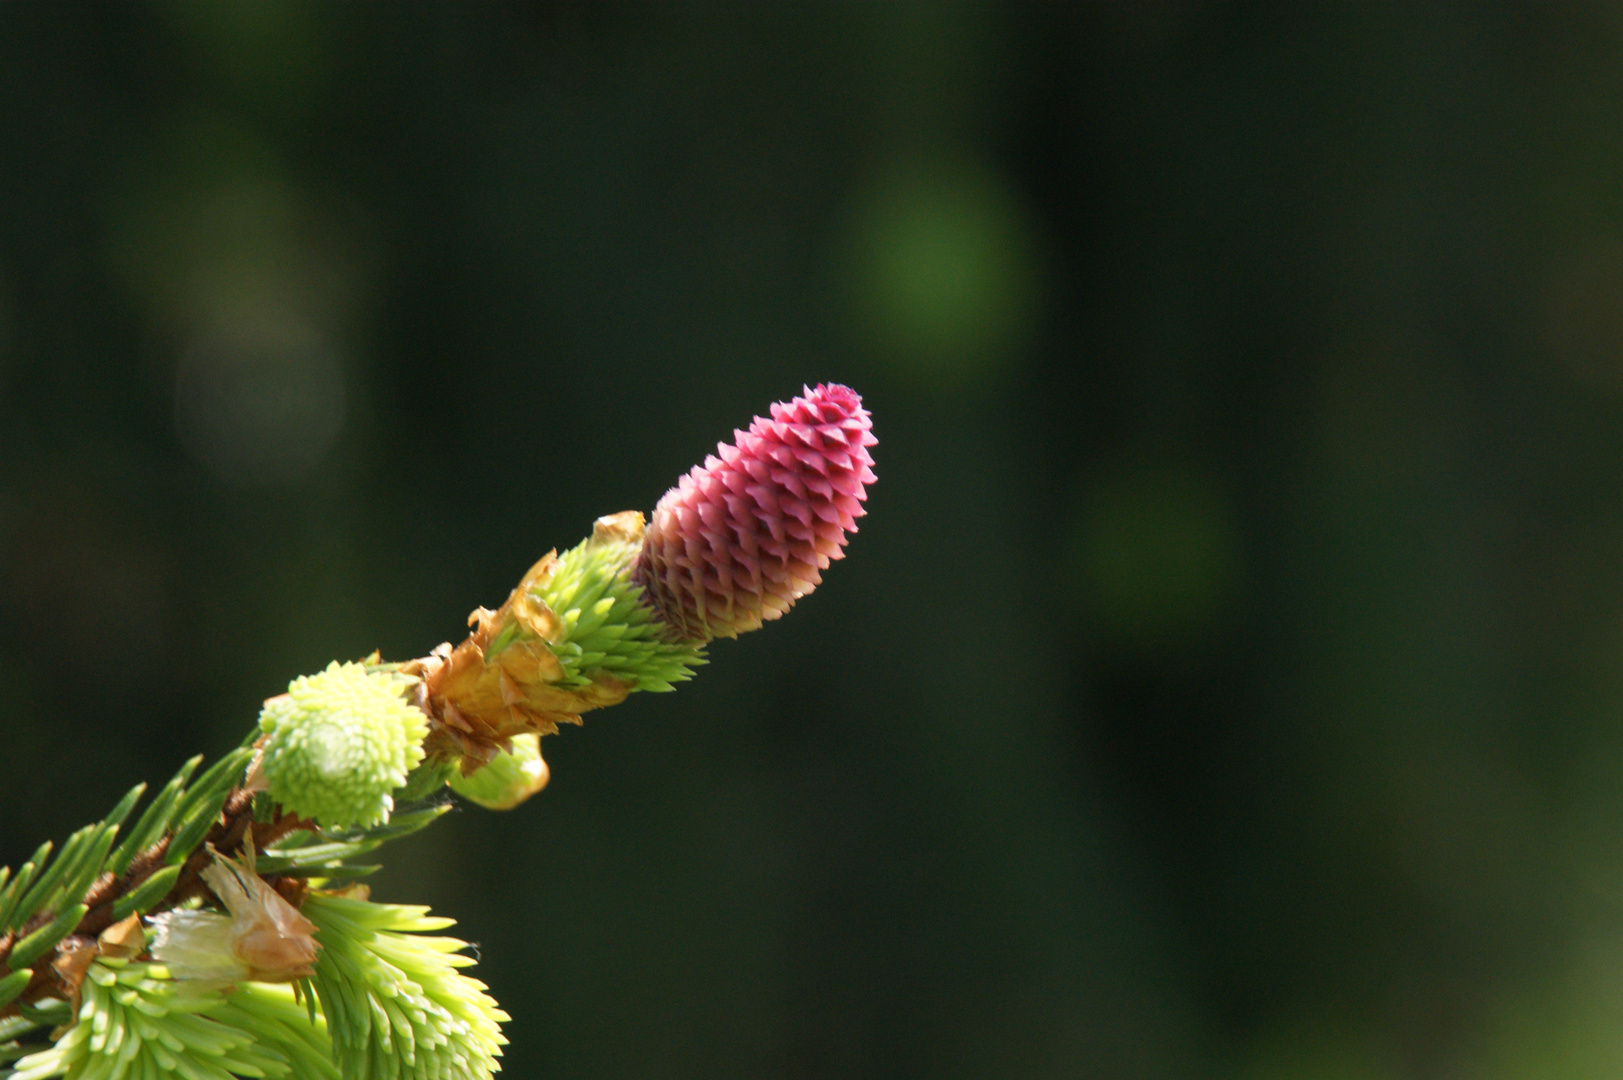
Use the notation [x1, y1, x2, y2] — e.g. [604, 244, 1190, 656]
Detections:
[174, 314, 345, 485]
[1235, 1024, 1398, 1080]
[844, 161, 1040, 384]
[1470, 974, 1623, 1080]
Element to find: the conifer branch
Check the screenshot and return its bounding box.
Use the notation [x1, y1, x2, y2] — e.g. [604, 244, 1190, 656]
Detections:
[0, 385, 875, 1080]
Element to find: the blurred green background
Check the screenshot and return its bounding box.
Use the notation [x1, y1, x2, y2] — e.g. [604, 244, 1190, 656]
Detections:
[6, 3, 1623, 1077]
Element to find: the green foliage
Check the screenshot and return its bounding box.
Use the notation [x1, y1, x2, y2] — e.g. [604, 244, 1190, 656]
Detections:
[530, 530, 705, 692]
[0, 753, 259, 983]
[0, 847, 49, 932]
[109, 865, 183, 922]
[11, 825, 106, 934]
[304, 894, 507, 1080]
[7, 907, 86, 971]
[99, 786, 147, 835]
[8, 960, 292, 1080]
[0, 680, 490, 1080]
[165, 748, 256, 866]
[107, 758, 201, 876]
[205, 982, 340, 1080]
[0, 781, 175, 979]
[254, 803, 449, 880]
[0, 970, 32, 1012]
[258, 663, 429, 829]
[0, 780, 480, 1080]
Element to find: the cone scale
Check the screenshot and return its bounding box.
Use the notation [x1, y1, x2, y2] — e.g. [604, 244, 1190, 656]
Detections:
[633, 383, 877, 642]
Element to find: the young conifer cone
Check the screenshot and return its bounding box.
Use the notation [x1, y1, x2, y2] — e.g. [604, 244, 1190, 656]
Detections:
[413, 384, 872, 774]
[633, 383, 877, 641]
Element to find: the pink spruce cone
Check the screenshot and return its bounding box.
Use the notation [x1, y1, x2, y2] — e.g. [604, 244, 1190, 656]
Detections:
[633, 383, 877, 641]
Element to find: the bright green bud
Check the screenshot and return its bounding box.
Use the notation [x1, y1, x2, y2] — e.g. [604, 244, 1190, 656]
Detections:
[448, 732, 549, 810]
[258, 662, 429, 829]
[514, 511, 706, 693]
[303, 893, 508, 1080]
[10, 960, 293, 1080]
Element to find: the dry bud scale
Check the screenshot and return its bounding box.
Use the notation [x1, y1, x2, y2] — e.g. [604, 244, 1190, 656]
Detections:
[0, 385, 874, 1080]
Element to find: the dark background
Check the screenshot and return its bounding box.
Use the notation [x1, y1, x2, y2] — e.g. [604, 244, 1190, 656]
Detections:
[5, 4, 1623, 1077]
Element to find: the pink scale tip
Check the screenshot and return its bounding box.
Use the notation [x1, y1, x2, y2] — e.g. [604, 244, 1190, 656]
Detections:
[633, 383, 877, 641]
